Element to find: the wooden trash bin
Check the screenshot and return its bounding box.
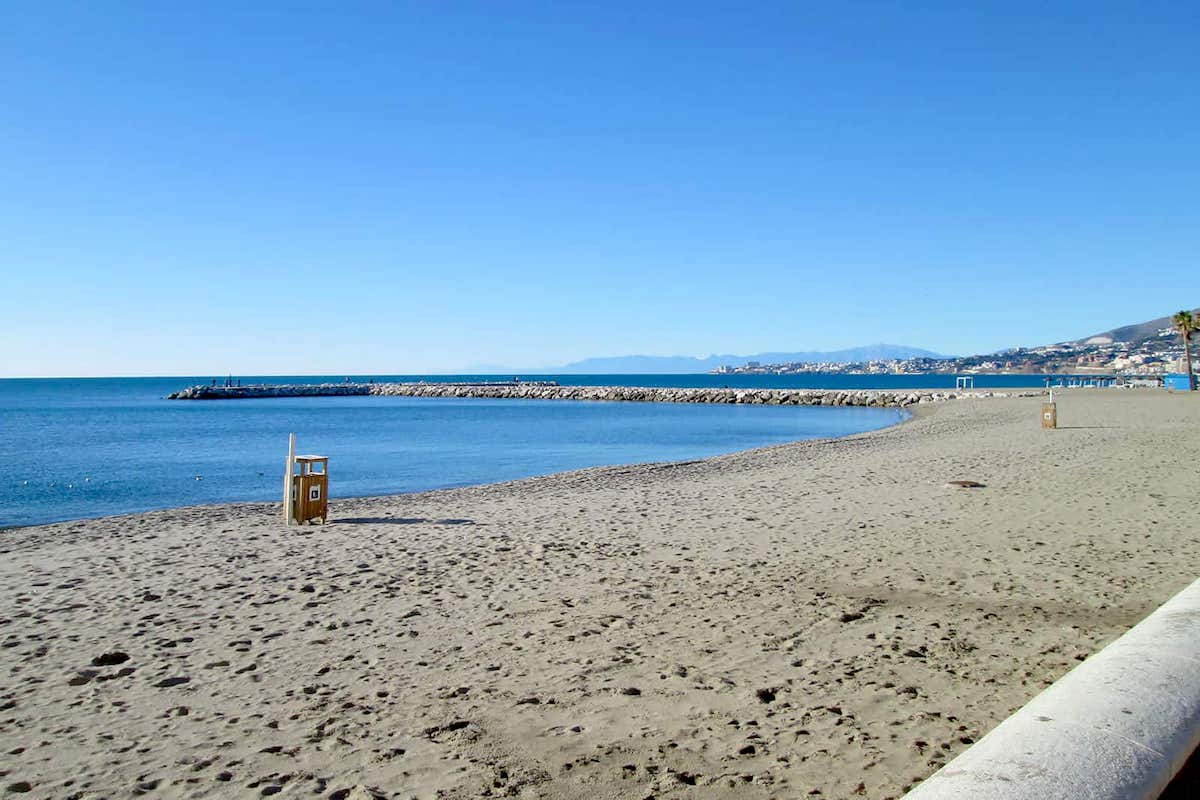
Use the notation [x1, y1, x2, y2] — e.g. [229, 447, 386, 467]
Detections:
[291, 455, 329, 524]
[1042, 402, 1057, 429]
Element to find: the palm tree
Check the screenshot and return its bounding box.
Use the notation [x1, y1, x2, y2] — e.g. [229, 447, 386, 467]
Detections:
[1173, 310, 1197, 391]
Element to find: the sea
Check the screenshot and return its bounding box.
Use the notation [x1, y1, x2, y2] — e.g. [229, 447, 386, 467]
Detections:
[0, 373, 1055, 529]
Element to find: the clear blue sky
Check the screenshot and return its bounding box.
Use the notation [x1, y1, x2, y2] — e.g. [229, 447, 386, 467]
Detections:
[3, 1, 1197, 376]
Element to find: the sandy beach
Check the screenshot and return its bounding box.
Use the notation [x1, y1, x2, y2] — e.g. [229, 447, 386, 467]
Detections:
[1, 389, 1197, 800]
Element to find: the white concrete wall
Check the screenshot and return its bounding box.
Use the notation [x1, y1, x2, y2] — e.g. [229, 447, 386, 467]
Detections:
[903, 577, 1200, 800]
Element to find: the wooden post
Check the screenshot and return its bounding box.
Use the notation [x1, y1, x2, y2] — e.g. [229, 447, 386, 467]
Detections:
[1042, 390, 1057, 429]
[283, 433, 295, 524]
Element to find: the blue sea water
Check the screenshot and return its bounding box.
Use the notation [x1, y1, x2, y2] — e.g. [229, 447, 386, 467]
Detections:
[0, 372, 1052, 528]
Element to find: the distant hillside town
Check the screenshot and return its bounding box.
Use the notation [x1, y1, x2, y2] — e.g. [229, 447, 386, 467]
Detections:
[713, 310, 1198, 377]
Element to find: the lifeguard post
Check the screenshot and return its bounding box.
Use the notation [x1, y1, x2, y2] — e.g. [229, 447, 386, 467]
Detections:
[283, 434, 328, 525]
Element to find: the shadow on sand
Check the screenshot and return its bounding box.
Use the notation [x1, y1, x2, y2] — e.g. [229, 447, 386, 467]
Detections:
[335, 517, 478, 526]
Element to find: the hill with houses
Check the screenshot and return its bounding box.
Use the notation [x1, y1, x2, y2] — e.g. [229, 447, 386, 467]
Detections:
[712, 309, 1198, 377]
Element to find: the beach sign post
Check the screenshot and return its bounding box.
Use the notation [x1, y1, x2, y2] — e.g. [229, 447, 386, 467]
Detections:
[283, 433, 296, 524]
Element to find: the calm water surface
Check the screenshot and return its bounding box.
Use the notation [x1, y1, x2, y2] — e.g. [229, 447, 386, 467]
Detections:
[1, 376, 921, 528]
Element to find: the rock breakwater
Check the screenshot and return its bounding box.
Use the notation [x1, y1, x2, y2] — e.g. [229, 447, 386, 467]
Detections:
[168, 382, 1029, 406]
[167, 383, 374, 400]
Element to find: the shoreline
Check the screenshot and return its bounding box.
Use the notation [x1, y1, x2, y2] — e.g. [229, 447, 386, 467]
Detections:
[1, 406, 913, 532]
[2, 390, 1196, 798]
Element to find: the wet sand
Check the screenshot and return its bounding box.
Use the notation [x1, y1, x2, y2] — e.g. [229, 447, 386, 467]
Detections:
[1, 390, 1197, 799]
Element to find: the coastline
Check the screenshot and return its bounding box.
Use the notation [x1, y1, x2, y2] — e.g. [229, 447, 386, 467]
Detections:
[0, 416, 910, 535]
[2, 401, 911, 531]
[2, 390, 1197, 798]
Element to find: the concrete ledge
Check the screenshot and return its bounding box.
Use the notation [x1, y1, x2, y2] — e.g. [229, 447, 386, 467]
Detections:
[902, 577, 1200, 800]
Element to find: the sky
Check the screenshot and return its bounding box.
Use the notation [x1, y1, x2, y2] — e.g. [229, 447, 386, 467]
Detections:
[2, 1, 1198, 376]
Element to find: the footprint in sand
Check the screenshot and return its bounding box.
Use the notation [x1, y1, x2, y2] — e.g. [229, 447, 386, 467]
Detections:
[154, 676, 190, 688]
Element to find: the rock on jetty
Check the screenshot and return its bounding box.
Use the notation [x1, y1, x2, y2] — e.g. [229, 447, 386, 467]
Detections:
[168, 382, 1028, 407]
[167, 383, 374, 400]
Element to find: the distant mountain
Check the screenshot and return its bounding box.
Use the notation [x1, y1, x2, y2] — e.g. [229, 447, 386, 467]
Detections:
[1067, 308, 1199, 346]
[471, 344, 949, 375]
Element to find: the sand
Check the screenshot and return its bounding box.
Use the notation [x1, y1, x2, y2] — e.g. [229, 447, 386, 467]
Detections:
[1, 389, 1197, 800]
